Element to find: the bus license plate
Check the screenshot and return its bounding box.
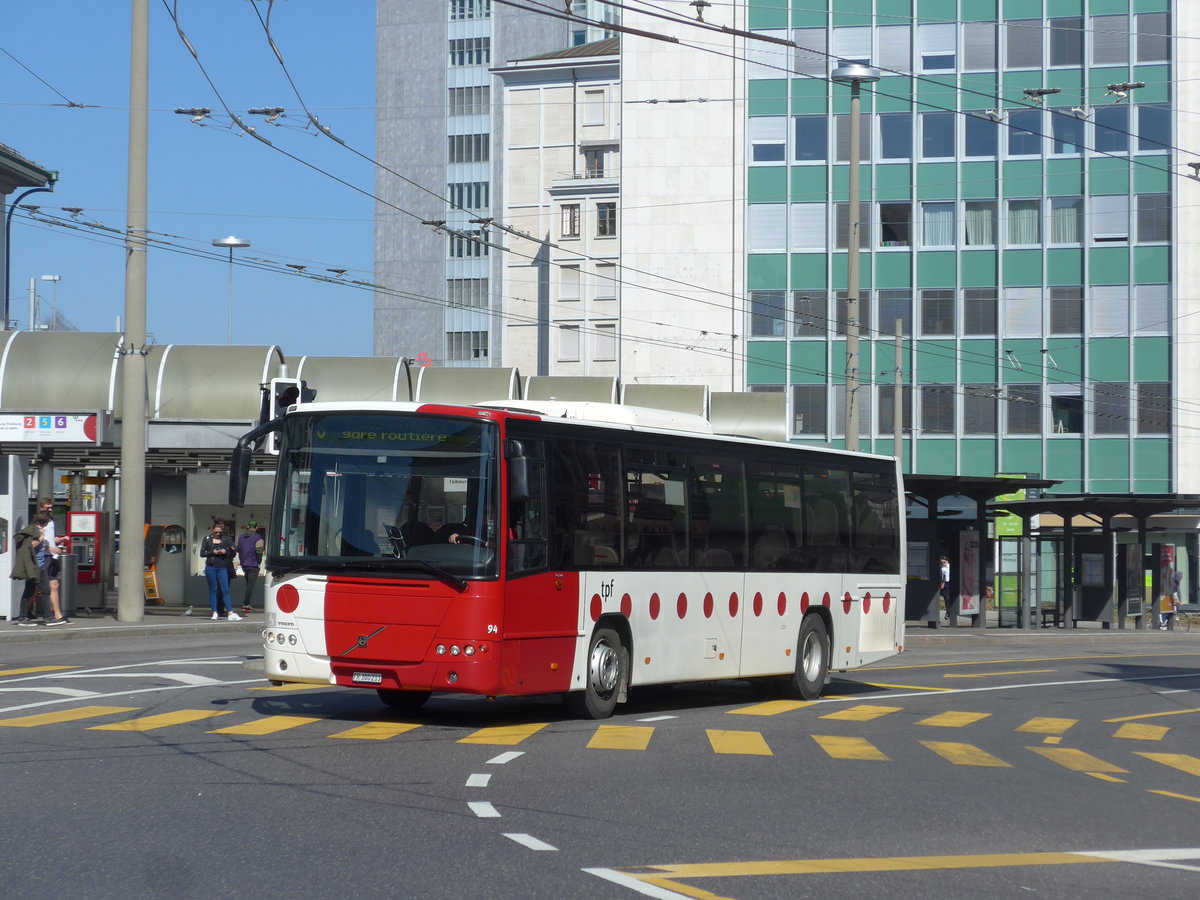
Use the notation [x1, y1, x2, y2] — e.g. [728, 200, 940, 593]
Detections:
[352, 671, 383, 684]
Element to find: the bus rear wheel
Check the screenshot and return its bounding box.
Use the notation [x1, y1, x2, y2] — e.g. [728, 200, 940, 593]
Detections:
[377, 689, 431, 711]
[564, 626, 627, 719]
[782, 615, 829, 700]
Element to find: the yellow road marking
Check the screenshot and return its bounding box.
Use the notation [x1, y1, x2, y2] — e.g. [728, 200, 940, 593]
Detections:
[819, 704, 902, 722]
[458, 723, 548, 745]
[813, 734, 889, 761]
[945, 669, 1055, 679]
[1042, 736, 1063, 745]
[1028, 746, 1128, 773]
[0, 665, 79, 676]
[1114, 723, 1168, 741]
[1088, 773, 1126, 783]
[916, 711, 990, 728]
[329, 721, 422, 740]
[726, 700, 813, 716]
[0, 705, 139, 727]
[920, 741, 1011, 767]
[1135, 752, 1200, 776]
[1106, 707, 1200, 723]
[630, 850, 1117, 879]
[706, 729, 773, 756]
[209, 715, 322, 735]
[589, 725, 654, 751]
[1017, 717, 1076, 735]
[90, 709, 234, 731]
[249, 683, 330, 692]
[638, 876, 732, 899]
[1148, 790, 1200, 804]
[860, 682, 952, 692]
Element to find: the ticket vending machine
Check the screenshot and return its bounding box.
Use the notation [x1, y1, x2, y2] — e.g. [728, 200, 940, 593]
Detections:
[67, 511, 110, 611]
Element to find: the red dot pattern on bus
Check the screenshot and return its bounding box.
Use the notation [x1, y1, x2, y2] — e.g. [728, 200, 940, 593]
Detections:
[590, 594, 602, 622]
[620, 593, 632, 618]
[728, 592, 738, 617]
[676, 593, 687, 619]
[777, 592, 787, 616]
[703, 592, 714, 618]
[800, 591, 810, 613]
[863, 592, 872, 614]
[585, 585, 892, 624]
[753, 592, 763, 616]
[882, 592, 891, 614]
[276, 584, 300, 613]
[842, 592, 853, 614]
[649, 592, 661, 620]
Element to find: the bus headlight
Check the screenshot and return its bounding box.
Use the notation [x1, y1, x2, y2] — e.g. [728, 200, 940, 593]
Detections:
[450, 645, 461, 656]
[464, 644, 476, 657]
[435, 644, 447, 655]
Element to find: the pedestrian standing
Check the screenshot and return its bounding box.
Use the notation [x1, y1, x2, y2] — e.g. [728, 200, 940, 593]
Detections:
[236, 519, 264, 613]
[938, 555, 951, 622]
[33, 511, 69, 625]
[200, 520, 242, 621]
[10, 519, 44, 625]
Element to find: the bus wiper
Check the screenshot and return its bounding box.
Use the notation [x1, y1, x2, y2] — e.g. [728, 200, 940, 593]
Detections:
[348, 557, 468, 592]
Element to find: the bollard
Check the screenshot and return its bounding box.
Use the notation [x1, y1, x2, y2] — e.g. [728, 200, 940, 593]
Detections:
[60, 553, 78, 617]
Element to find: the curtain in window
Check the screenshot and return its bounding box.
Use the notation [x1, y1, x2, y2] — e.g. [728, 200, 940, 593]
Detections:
[922, 203, 954, 246]
[1050, 200, 1080, 244]
[964, 203, 994, 245]
[1008, 200, 1040, 245]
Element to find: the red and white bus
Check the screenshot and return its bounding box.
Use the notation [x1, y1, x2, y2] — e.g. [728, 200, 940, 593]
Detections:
[230, 399, 905, 718]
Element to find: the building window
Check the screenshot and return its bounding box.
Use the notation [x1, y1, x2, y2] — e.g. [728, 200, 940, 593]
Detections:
[747, 28, 790, 79]
[792, 385, 828, 437]
[1093, 383, 1129, 435]
[750, 291, 786, 338]
[920, 112, 955, 159]
[1048, 17, 1083, 66]
[558, 324, 580, 362]
[1049, 197, 1082, 244]
[1137, 383, 1170, 434]
[836, 115, 873, 162]
[750, 117, 786, 163]
[878, 114, 911, 160]
[878, 385, 912, 436]
[963, 288, 998, 336]
[448, 133, 490, 164]
[1091, 195, 1129, 243]
[920, 289, 955, 337]
[793, 291, 827, 338]
[1136, 13, 1170, 64]
[593, 324, 616, 362]
[877, 25, 911, 70]
[1049, 286, 1083, 335]
[594, 263, 617, 301]
[449, 181, 489, 210]
[833, 384, 870, 439]
[964, 200, 997, 246]
[963, 385, 998, 435]
[921, 202, 955, 247]
[1050, 392, 1084, 434]
[1137, 194, 1170, 242]
[1004, 287, 1041, 337]
[835, 202, 871, 250]
[879, 202, 912, 248]
[965, 112, 998, 157]
[1007, 109, 1042, 156]
[1134, 285, 1169, 335]
[447, 277, 488, 308]
[583, 147, 614, 178]
[876, 290, 911, 337]
[962, 22, 997, 70]
[749, 204, 786, 252]
[450, 0, 490, 21]
[1051, 109, 1084, 154]
[1007, 199, 1041, 246]
[446, 331, 488, 361]
[1006, 385, 1042, 435]
[919, 23, 956, 71]
[448, 229, 488, 258]
[1006, 20, 1042, 68]
[582, 89, 605, 126]
[561, 204, 580, 238]
[1138, 104, 1170, 152]
[792, 27, 827, 77]
[1091, 16, 1128, 66]
[790, 203, 826, 252]
[920, 385, 955, 435]
[833, 27, 871, 67]
[835, 290, 871, 337]
[1090, 285, 1129, 337]
[560, 265, 580, 302]
[448, 37, 490, 67]
[596, 202, 617, 237]
[794, 115, 828, 163]
[448, 85, 490, 116]
[1093, 106, 1129, 153]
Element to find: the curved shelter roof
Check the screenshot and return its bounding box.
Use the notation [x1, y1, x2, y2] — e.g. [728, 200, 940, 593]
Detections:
[295, 356, 414, 403]
[0, 331, 122, 411]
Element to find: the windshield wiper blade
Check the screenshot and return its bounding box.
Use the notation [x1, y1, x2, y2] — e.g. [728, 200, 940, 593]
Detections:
[337, 557, 469, 592]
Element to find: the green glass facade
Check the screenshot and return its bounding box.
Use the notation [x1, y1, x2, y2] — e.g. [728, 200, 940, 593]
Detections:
[745, 0, 1174, 492]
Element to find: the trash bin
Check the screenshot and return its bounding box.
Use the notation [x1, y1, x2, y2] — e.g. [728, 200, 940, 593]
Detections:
[60, 553, 77, 617]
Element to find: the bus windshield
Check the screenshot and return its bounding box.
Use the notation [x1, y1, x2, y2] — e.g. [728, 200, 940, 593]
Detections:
[271, 412, 499, 579]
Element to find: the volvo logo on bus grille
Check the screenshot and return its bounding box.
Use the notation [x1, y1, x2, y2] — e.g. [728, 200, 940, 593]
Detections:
[340, 626, 386, 657]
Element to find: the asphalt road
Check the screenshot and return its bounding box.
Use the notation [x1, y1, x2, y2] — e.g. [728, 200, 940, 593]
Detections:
[1, 632, 1197, 899]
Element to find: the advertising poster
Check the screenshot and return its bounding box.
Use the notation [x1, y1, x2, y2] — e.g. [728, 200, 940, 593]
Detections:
[958, 530, 980, 615]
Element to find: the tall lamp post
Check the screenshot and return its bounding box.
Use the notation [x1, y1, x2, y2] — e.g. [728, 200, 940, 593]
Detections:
[831, 63, 880, 452]
[4, 182, 56, 329]
[212, 235, 250, 344]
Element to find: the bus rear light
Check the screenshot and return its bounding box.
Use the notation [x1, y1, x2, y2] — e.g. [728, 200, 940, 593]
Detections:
[435, 644, 447, 655]
[549, 662, 558, 670]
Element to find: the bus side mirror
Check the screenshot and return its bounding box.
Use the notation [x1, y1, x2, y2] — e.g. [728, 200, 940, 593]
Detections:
[229, 444, 253, 508]
[506, 440, 529, 503]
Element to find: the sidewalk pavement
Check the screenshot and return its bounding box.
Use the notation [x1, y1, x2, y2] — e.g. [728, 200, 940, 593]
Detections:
[0, 605, 1186, 645]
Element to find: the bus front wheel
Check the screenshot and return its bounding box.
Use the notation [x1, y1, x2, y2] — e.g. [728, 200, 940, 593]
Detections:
[785, 615, 830, 700]
[564, 626, 627, 719]
[377, 689, 431, 711]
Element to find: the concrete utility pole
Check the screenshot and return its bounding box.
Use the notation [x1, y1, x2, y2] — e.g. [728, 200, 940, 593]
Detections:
[117, 0, 149, 622]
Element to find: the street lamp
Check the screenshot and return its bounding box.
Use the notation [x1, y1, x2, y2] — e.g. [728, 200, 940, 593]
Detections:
[830, 62, 880, 452]
[39, 275, 60, 331]
[212, 235, 250, 344]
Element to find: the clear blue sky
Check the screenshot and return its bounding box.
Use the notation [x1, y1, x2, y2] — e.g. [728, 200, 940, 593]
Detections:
[2, 0, 377, 357]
